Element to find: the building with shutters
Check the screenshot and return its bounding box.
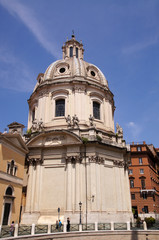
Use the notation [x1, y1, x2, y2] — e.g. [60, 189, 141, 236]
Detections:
[129, 141, 159, 219]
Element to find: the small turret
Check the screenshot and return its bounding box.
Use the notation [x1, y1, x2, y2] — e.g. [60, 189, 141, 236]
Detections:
[8, 122, 25, 136]
[62, 34, 84, 60]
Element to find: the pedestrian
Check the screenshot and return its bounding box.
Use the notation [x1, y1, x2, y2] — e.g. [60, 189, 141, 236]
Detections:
[67, 217, 70, 232]
[56, 220, 58, 230]
[59, 219, 62, 231]
[10, 221, 15, 236]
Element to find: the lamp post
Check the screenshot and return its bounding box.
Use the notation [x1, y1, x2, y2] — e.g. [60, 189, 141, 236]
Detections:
[58, 208, 60, 221]
[79, 201, 82, 224]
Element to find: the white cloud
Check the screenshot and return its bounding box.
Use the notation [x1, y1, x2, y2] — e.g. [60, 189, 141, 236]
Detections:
[126, 121, 142, 139]
[122, 36, 158, 54]
[0, 47, 35, 92]
[0, 0, 61, 59]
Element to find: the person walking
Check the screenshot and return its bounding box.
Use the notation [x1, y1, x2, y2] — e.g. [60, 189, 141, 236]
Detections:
[58, 219, 62, 231]
[67, 217, 70, 232]
[10, 221, 15, 236]
[56, 220, 58, 230]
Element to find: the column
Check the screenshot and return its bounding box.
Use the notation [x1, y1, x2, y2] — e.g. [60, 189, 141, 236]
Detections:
[31, 163, 36, 212]
[96, 161, 101, 211]
[75, 160, 80, 211]
[91, 160, 96, 211]
[72, 160, 75, 212]
[25, 162, 33, 212]
[114, 165, 122, 211]
[66, 160, 72, 211]
[33, 161, 41, 211]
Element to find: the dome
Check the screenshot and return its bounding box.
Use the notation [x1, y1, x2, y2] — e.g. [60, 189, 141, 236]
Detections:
[29, 35, 115, 137]
[34, 35, 108, 92]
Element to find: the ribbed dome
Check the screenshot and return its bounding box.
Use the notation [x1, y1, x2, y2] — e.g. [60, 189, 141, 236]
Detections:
[44, 58, 108, 85]
[34, 35, 108, 92]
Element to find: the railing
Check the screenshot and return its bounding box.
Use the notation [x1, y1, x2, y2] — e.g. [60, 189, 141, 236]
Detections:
[114, 223, 127, 230]
[82, 223, 95, 231]
[0, 221, 150, 239]
[131, 222, 144, 230]
[98, 223, 111, 230]
[18, 225, 32, 236]
[51, 224, 63, 233]
[0, 226, 10, 238]
[35, 225, 48, 234]
[147, 221, 159, 230]
[70, 224, 79, 232]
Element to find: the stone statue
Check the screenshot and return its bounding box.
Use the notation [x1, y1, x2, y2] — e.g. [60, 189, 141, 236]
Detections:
[116, 123, 123, 137]
[38, 119, 44, 131]
[31, 119, 44, 132]
[65, 115, 72, 127]
[72, 114, 79, 127]
[89, 114, 94, 126]
[31, 119, 38, 132]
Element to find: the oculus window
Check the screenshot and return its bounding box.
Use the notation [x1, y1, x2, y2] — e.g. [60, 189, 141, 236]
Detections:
[55, 99, 65, 117]
[93, 101, 100, 120]
[59, 67, 66, 73]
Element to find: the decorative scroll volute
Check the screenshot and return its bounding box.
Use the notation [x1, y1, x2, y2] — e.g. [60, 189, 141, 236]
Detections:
[27, 157, 43, 168]
[88, 156, 104, 164]
[113, 160, 124, 167]
[65, 155, 82, 164]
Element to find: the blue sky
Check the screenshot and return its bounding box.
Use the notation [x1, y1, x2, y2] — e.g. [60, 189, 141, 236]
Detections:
[0, 0, 159, 147]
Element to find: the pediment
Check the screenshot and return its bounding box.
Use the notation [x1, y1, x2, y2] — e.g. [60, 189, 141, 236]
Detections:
[27, 130, 82, 148]
[1, 133, 28, 153]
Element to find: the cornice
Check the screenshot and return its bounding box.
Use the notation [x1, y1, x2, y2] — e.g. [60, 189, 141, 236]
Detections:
[0, 171, 23, 186]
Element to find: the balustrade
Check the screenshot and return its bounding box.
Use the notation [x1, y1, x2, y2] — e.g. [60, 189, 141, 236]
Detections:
[0, 221, 155, 238]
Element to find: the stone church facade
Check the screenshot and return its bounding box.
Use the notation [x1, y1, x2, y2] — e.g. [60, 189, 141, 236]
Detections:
[22, 35, 132, 224]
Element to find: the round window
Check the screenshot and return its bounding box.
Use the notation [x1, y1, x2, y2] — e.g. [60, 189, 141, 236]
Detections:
[59, 67, 66, 73]
[91, 71, 96, 77]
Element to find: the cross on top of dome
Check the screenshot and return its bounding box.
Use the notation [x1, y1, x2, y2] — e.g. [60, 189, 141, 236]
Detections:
[62, 34, 84, 60]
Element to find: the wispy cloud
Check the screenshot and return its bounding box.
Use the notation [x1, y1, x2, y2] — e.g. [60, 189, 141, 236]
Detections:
[122, 36, 158, 54]
[0, 46, 35, 92]
[0, 0, 61, 59]
[126, 121, 142, 139]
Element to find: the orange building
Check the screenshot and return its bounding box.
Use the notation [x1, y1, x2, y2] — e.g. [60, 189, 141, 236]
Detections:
[0, 123, 28, 225]
[129, 142, 159, 219]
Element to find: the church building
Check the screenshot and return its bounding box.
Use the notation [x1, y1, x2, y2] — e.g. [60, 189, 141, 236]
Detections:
[22, 35, 132, 224]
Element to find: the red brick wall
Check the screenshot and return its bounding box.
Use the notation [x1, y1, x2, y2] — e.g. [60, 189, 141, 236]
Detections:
[129, 143, 159, 215]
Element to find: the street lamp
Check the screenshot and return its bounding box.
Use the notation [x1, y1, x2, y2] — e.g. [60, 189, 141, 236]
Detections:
[79, 201, 82, 224]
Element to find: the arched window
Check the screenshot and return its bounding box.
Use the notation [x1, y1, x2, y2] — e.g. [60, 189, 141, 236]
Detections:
[10, 160, 14, 175]
[76, 48, 78, 58]
[6, 187, 13, 196]
[70, 47, 73, 57]
[55, 99, 65, 117]
[7, 160, 17, 176]
[93, 101, 100, 120]
[32, 108, 35, 121]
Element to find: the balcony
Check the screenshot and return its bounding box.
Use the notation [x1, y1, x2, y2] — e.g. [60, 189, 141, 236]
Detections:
[140, 189, 156, 194]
